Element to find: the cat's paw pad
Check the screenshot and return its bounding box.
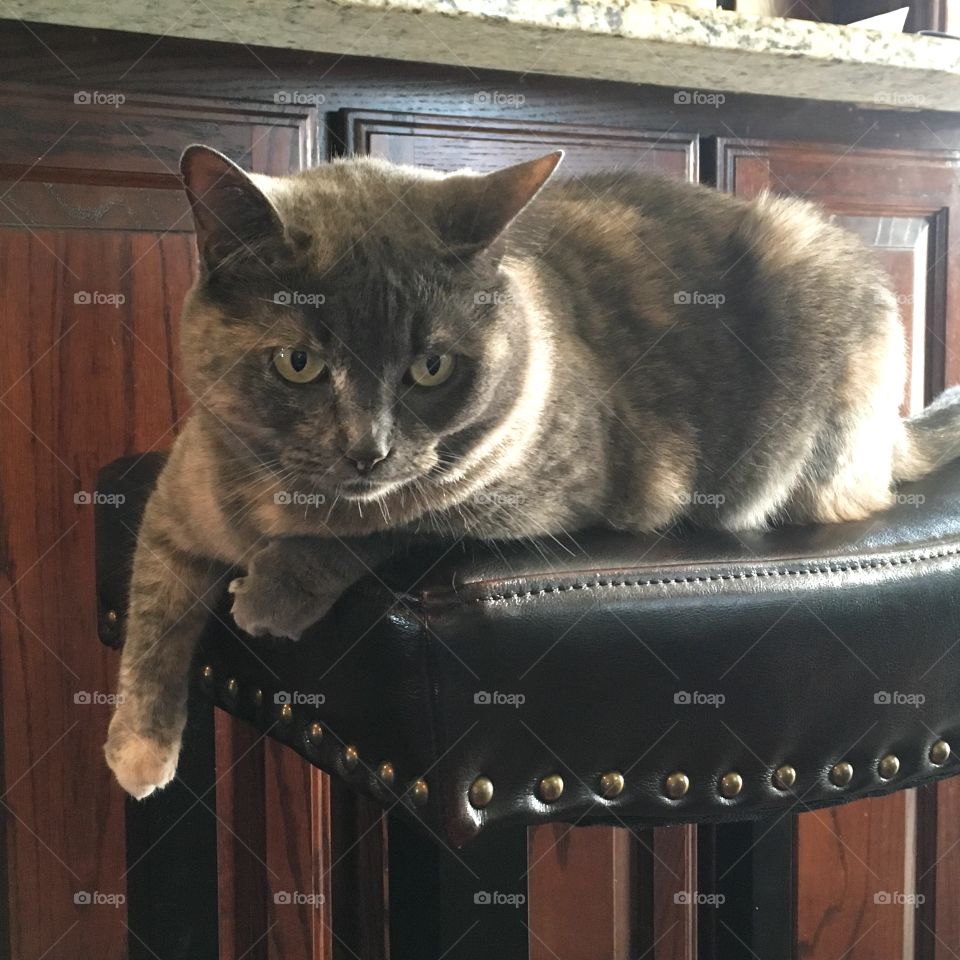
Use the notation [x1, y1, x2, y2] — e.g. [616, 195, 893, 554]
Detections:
[104, 729, 178, 800]
[229, 575, 329, 641]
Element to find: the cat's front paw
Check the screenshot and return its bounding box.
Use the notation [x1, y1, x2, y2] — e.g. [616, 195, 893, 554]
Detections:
[104, 715, 179, 800]
[229, 575, 333, 641]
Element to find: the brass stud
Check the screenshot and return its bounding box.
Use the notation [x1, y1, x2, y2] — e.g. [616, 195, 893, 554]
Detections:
[307, 722, 323, 744]
[280, 703, 293, 722]
[343, 745, 359, 770]
[537, 774, 564, 804]
[410, 779, 429, 807]
[378, 761, 396, 786]
[225, 678, 238, 697]
[201, 665, 214, 683]
[830, 761, 854, 787]
[105, 609, 119, 626]
[664, 771, 690, 799]
[878, 754, 900, 781]
[599, 771, 625, 799]
[931, 740, 951, 766]
[252, 688, 263, 707]
[469, 776, 494, 809]
[772, 764, 797, 791]
[720, 771, 743, 799]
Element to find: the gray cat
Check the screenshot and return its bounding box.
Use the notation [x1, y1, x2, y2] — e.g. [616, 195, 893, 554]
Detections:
[105, 144, 960, 798]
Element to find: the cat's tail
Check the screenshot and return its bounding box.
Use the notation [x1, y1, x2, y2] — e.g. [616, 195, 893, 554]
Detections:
[894, 387, 960, 482]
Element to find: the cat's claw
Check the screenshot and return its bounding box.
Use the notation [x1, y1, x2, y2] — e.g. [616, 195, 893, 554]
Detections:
[104, 724, 179, 800]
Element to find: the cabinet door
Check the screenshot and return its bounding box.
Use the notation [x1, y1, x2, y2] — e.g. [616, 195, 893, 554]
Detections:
[346, 109, 700, 960]
[716, 135, 960, 960]
[0, 86, 318, 960]
[339, 109, 699, 181]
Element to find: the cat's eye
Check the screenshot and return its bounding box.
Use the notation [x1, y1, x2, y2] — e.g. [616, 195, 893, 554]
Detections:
[273, 347, 326, 383]
[407, 354, 456, 387]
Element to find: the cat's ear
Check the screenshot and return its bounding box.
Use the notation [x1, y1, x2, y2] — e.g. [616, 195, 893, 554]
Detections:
[180, 144, 284, 274]
[437, 151, 563, 257]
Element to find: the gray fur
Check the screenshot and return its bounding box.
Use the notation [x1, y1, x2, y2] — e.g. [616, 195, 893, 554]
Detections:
[105, 145, 960, 797]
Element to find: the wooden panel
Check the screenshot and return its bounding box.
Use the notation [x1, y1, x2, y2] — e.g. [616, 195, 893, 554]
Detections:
[341, 110, 699, 181]
[0, 90, 312, 960]
[930, 776, 960, 960]
[528, 824, 643, 960]
[653, 826, 697, 960]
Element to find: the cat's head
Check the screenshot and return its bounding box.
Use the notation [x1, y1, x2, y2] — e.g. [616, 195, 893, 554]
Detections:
[178, 145, 561, 502]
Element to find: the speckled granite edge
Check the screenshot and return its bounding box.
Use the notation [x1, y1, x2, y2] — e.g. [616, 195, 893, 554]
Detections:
[5, 0, 960, 111]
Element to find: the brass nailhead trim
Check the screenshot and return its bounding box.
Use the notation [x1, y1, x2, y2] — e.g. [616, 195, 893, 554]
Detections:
[307, 722, 323, 744]
[201, 665, 214, 682]
[931, 740, 951, 766]
[830, 761, 854, 787]
[378, 762, 396, 786]
[537, 774, 564, 803]
[773, 764, 797, 791]
[410, 779, 429, 807]
[225, 678, 238, 697]
[343, 745, 359, 770]
[469, 776, 494, 809]
[664, 771, 690, 799]
[878, 754, 900, 781]
[279, 703, 293, 722]
[599, 771, 625, 799]
[105, 609, 119, 626]
[252, 688, 263, 707]
[720, 771, 743, 799]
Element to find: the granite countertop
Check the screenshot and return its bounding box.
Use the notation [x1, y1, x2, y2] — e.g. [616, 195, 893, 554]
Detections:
[6, 0, 960, 111]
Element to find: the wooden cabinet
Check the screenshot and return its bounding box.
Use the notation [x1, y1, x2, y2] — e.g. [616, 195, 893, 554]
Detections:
[3, 20, 960, 960]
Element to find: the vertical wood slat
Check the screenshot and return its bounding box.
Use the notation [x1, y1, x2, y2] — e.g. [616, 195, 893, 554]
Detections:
[528, 824, 647, 960]
[654, 825, 698, 960]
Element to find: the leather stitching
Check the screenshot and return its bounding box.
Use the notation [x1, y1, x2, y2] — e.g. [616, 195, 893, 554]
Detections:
[471, 543, 960, 603]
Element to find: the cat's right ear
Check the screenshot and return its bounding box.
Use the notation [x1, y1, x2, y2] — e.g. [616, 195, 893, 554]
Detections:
[180, 145, 284, 274]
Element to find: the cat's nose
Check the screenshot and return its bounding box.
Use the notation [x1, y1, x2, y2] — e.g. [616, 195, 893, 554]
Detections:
[345, 445, 390, 476]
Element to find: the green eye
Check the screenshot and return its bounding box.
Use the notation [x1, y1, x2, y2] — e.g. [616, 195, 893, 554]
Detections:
[408, 354, 455, 387]
[273, 347, 325, 383]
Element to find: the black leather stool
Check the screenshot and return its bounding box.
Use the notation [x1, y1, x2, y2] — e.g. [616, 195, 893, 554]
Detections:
[96, 454, 960, 959]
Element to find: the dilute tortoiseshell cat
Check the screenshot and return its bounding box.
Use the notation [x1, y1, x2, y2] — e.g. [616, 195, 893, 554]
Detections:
[105, 143, 960, 798]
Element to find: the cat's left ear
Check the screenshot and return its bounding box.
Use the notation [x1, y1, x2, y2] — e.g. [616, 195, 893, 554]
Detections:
[180, 144, 285, 274]
[436, 150, 563, 257]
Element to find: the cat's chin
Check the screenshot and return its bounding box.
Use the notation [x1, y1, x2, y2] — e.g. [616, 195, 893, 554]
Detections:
[338, 476, 413, 502]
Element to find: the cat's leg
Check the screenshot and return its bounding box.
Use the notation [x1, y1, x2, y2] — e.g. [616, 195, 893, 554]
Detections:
[105, 501, 227, 799]
[228, 535, 393, 640]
